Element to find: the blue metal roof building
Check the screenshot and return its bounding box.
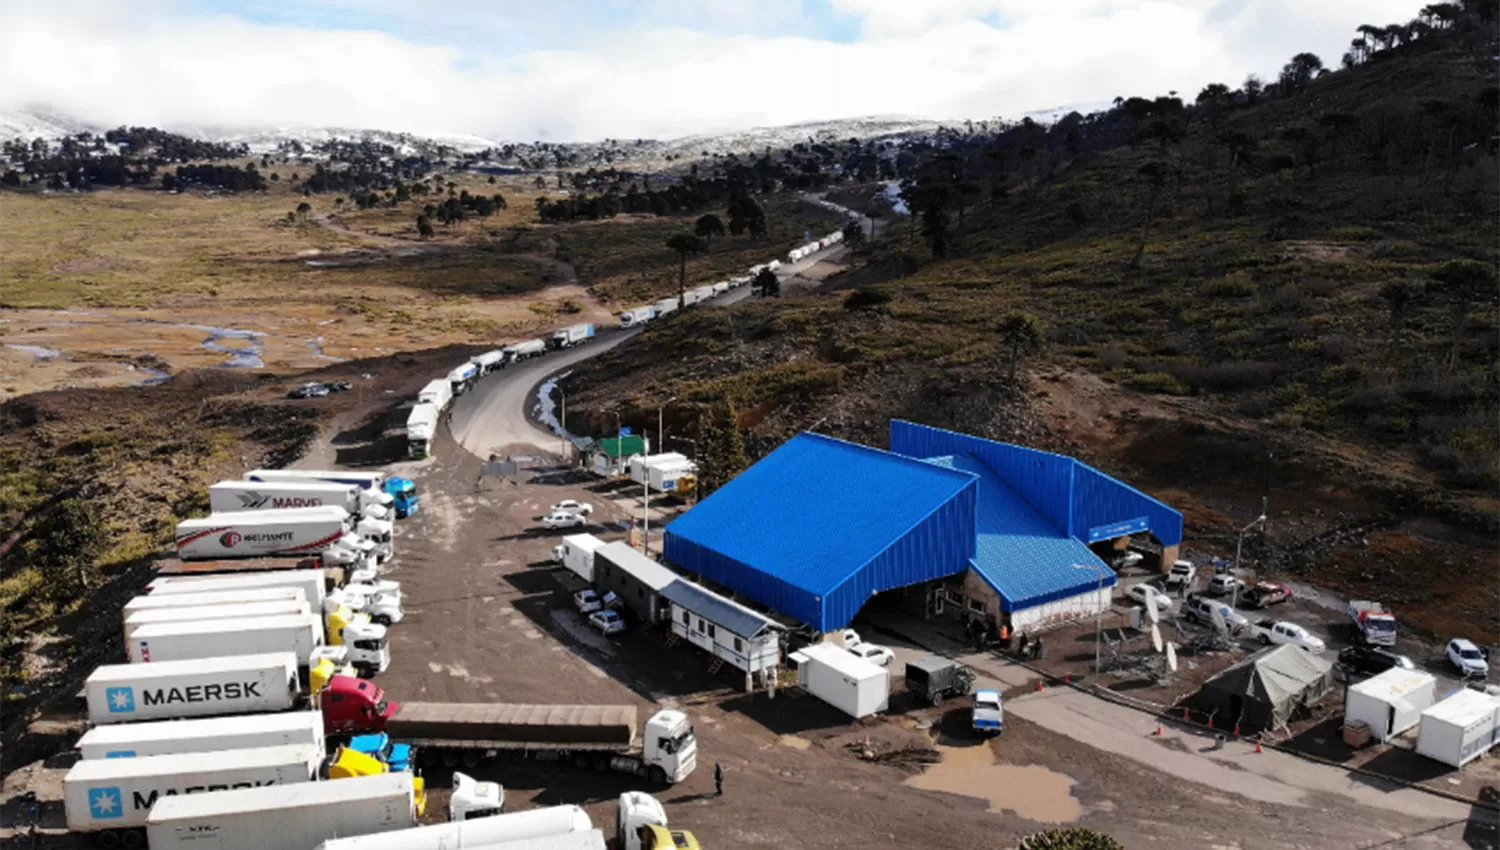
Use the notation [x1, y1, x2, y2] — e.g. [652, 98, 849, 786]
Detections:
[663, 433, 978, 631]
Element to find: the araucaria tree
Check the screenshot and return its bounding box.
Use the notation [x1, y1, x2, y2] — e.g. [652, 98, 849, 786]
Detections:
[695, 401, 748, 497]
[694, 214, 726, 241]
[1130, 162, 1171, 269]
[998, 311, 1045, 382]
[665, 233, 706, 308]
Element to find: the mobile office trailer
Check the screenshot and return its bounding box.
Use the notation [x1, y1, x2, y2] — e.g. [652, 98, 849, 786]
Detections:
[315, 805, 594, 850]
[790, 642, 889, 719]
[123, 599, 314, 643]
[619, 306, 655, 328]
[1344, 668, 1438, 743]
[647, 460, 696, 494]
[504, 339, 548, 362]
[449, 362, 479, 395]
[127, 614, 323, 667]
[653, 297, 679, 317]
[406, 403, 439, 459]
[146, 772, 420, 850]
[77, 711, 325, 759]
[419, 379, 454, 412]
[627, 453, 688, 486]
[1415, 688, 1500, 768]
[64, 743, 323, 837]
[124, 587, 305, 618]
[149, 570, 327, 611]
[85, 653, 301, 725]
[553, 534, 605, 583]
[471, 350, 506, 375]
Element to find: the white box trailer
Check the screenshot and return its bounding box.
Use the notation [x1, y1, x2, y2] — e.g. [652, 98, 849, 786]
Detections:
[211, 479, 389, 520]
[554, 534, 605, 583]
[471, 350, 506, 375]
[791, 642, 889, 719]
[1344, 668, 1437, 743]
[128, 614, 323, 666]
[64, 742, 322, 835]
[711, 281, 730, 296]
[77, 711, 324, 759]
[124, 599, 313, 643]
[653, 298, 679, 317]
[406, 402, 439, 459]
[124, 587, 306, 618]
[147, 772, 420, 850]
[419, 379, 454, 412]
[552, 323, 596, 349]
[85, 653, 301, 724]
[619, 306, 655, 328]
[148, 570, 326, 610]
[316, 804, 593, 850]
[175, 509, 350, 561]
[246, 469, 387, 493]
[1416, 688, 1500, 768]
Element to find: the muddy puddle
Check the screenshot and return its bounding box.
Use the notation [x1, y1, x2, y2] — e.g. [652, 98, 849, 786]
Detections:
[904, 743, 1082, 823]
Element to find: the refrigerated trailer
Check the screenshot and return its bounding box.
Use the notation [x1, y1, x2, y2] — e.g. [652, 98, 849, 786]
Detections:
[317, 804, 593, 850]
[211, 480, 390, 520]
[146, 771, 420, 850]
[123, 599, 314, 643]
[124, 587, 306, 617]
[418, 379, 454, 412]
[174, 510, 354, 562]
[77, 711, 325, 759]
[85, 653, 301, 725]
[406, 402, 439, 459]
[551, 323, 596, 349]
[64, 743, 322, 838]
[619, 306, 655, 328]
[148, 570, 327, 610]
[127, 614, 325, 667]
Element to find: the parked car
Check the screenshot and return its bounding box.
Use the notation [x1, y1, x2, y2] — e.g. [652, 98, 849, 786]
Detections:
[1337, 644, 1415, 676]
[1127, 583, 1174, 612]
[1252, 619, 1326, 653]
[846, 642, 894, 667]
[1243, 581, 1292, 609]
[1447, 638, 1490, 678]
[324, 381, 352, 393]
[1207, 573, 1245, 597]
[541, 511, 586, 530]
[288, 383, 329, 399]
[1164, 560, 1197, 590]
[573, 589, 602, 614]
[550, 500, 594, 517]
[589, 609, 626, 636]
[1112, 551, 1144, 570]
[971, 689, 1003, 736]
[1184, 596, 1249, 634]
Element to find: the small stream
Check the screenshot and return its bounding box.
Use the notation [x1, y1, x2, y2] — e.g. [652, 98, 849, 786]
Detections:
[882, 182, 910, 216]
[307, 337, 347, 363]
[535, 371, 584, 440]
[48, 310, 358, 370]
[5, 344, 61, 360]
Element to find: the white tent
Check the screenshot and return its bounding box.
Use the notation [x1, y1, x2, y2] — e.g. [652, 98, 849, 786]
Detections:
[1416, 688, 1500, 768]
[1344, 668, 1437, 742]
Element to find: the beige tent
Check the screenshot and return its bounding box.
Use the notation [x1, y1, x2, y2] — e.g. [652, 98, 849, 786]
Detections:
[1193, 644, 1334, 732]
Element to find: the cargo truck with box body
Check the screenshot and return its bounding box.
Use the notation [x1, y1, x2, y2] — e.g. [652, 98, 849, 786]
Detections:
[123, 599, 314, 643]
[1348, 601, 1399, 646]
[790, 642, 889, 719]
[77, 711, 325, 760]
[419, 379, 454, 413]
[406, 403, 439, 459]
[64, 742, 323, 840]
[146, 771, 421, 850]
[210, 480, 390, 521]
[386, 703, 696, 785]
[551, 323, 596, 349]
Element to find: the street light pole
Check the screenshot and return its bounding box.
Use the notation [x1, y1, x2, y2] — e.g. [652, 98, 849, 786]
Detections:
[1072, 563, 1106, 679]
[1230, 497, 1268, 612]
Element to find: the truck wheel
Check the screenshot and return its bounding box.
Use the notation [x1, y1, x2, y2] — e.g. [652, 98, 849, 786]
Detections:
[1259, 635, 1271, 645]
[99, 831, 123, 849]
[441, 750, 459, 769]
[648, 765, 667, 786]
[591, 753, 610, 773]
[462, 751, 480, 769]
[573, 753, 589, 769]
[121, 830, 146, 850]
[374, 614, 392, 627]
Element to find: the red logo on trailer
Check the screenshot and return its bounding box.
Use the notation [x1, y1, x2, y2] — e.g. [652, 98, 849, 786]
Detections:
[219, 531, 243, 548]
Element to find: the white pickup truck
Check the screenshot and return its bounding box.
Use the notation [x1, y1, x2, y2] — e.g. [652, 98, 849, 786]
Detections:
[1164, 560, 1197, 591]
[1252, 619, 1326, 653]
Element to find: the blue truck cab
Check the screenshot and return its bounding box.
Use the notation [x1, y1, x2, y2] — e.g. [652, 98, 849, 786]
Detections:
[971, 689, 1004, 736]
[384, 477, 418, 518]
[350, 731, 415, 772]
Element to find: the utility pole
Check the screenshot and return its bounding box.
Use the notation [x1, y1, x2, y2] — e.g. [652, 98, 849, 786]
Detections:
[1073, 563, 1107, 679]
[1230, 497, 1269, 612]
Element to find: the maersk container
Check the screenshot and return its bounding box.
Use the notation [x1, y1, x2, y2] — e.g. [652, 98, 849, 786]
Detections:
[315, 804, 593, 850]
[127, 614, 323, 666]
[123, 599, 313, 643]
[147, 773, 419, 850]
[85, 653, 300, 725]
[124, 587, 306, 618]
[148, 570, 326, 610]
[64, 742, 322, 835]
[418, 379, 454, 412]
[791, 642, 889, 719]
[77, 711, 324, 759]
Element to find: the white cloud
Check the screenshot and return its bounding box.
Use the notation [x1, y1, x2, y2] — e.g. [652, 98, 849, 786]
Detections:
[0, 0, 1430, 141]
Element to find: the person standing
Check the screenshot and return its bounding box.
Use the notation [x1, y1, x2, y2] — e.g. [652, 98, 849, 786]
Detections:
[714, 760, 724, 796]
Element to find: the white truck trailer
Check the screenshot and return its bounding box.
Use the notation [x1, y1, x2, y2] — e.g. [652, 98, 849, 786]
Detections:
[174, 508, 379, 566]
[448, 362, 479, 395]
[471, 349, 506, 375]
[619, 306, 655, 328]
[124, 587, 305, 617]
[148, 570, 327, 611]
[711, 281, 730, 296]
[791, 642, 890, 719]
[419, 378, 455, 412]
[653, 297, 679, 317]
[551, 533, 605, 583]
[77, 711, 324, 759]
[551, 323, 596, 349]
[126, 613, 325, 667]
[146, 772, 420, 850]
[210, 479, 390, 521]
[85, 653, 301, 725]
[64, 742, 322, 840]
[504, 339, 548, 362]
[406, 402, 439, 459]
[123, 599, 313, 643]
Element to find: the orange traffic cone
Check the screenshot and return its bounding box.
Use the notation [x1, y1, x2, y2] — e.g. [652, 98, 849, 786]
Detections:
[1035, 679, 1045, 692]
[1234, 723, 1241, 737]
[1064, 674, 1071, 684]
[1255, 742, 1263, 753]
[1154, 724, 1163, 736]
[1207, 716, 1214, 730]
[1183, 708, 1190, 721]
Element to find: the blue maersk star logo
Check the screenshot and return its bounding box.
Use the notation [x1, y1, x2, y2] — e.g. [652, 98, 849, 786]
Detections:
[89, 787, 123, 819]
[105, 687, 135, 713]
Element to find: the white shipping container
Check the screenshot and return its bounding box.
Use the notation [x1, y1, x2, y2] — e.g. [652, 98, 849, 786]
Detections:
[316, 804, 592, 850]
[791, 642, 889, 718]
[124, 587, 305, 617]
[557, 534, 605, 583]
[1415, 688, 1500, 768]
[124, 599, 313, 643]
[85, 653, 300, 724]
[1343, 668, 1438, 743]
[628, 453, 688, 485]
[209, 480, 360, 516]
[149, 570, 327, 610]
[647, 461, 696, 493]
[64, 743, 321, 832]
[654, 298, 680, 316]
[77, 711, 324, 759]
[147, 772, 418, 850]
[128, 614, 323, 666]
[711, 282, 730, 296]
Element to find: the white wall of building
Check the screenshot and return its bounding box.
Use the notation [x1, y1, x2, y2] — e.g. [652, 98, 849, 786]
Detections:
[1008, 587, 1112, 634]
[670, 604, 779, 673]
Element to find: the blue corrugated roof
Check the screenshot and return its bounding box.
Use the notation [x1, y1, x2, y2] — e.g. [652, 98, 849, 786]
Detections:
[659, 581, 777, 639]
[924, 454, 1114, 611]
[664, 433, 977, 630]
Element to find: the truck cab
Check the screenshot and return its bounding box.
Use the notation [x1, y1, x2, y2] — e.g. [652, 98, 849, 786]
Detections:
[618, 792, 700, 850]
[349, 731, 414, 772]
[326, 748, 427, 817]
[332, 582, 405, 626]
[640, 709, 696, 785]
[321, 675, 399, 734]
[450, 771, 505, 821]
[971, 689, 1004, 736]
[384, 477, 418, 518]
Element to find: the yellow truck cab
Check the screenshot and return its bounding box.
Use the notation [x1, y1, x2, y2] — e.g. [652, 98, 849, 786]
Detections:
[326, 747, 426, 816]
[639, 824, 701, 850]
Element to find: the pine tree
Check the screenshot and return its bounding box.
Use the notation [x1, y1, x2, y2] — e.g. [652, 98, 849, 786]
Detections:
[696, 402, 748, 497]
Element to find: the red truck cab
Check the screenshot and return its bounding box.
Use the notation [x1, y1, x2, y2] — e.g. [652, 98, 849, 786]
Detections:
[322, 675, 400, 734]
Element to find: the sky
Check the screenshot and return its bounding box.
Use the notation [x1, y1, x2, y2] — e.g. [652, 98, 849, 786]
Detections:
[0, 0, 1430, 142]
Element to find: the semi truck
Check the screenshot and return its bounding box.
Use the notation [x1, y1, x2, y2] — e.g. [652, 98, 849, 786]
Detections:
[174, 509, 379, 568]
[419, 378, 454, 413]
[653, 297, 679, 317]
[210, 479, 392, 521]
[148, 569, 327, 611]
[448, 362, 479, 395]
[551, 323, 596, 349]
[124, 586, 306, 618]
[329, 581, 406, 626]
[1349, 600, 1398, 646]
[504, 339, 548, 362]
[127, 613, 328, 667]
[85, 653, 301, 725]
[471, 349, 506, 375]
[406, 402, 439, 459]
[146, 772, 422, 850]
[64, 742, 323, 840]
[77, 711, 325, 759]
[386, 703, 696, 785]
[123, 599, 314, 643]
[243, 468, 418, 520]
[619, 306, 655, 328]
